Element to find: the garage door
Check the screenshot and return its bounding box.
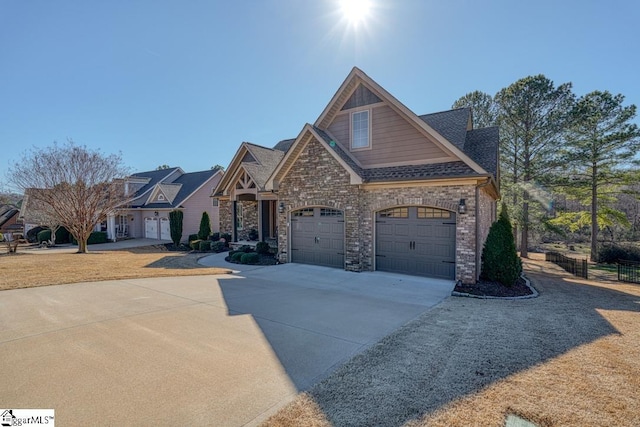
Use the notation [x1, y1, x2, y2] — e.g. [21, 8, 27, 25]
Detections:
[144, 217, 158, 239]
[160, 217, 170, 240]
[291, 207, 344, 268]
[376, 206, 456, 279]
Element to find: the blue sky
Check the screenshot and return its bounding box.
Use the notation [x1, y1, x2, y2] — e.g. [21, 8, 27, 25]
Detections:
[1, 0, 638, 188]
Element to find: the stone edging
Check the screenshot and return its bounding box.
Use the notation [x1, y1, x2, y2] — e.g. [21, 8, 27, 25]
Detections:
[451, 274, 539, 300]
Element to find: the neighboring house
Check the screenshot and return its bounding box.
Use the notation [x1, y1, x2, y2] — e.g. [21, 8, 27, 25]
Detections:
[218, 67, 500, 283]
[0, 204, 22, 234]
[106, 167, 223, 241]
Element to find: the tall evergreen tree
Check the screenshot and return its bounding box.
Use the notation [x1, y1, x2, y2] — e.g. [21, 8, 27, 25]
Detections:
[452, 90, 498, 128]
[558, 91, 640, 261]
[495, 75, 574, 257]
[198, 211, 211, 240]
[169, 210, 183, 246]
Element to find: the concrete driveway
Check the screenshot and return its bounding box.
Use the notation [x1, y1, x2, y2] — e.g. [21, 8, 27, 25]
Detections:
[0, 257, 453, 426]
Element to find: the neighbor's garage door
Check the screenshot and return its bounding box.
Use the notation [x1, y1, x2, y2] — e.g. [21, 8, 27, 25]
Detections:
[145, 217, 158, 239]
[376, 206, 456, 279]
[291, 207, 344, 268]
[160, 217, 170, 240]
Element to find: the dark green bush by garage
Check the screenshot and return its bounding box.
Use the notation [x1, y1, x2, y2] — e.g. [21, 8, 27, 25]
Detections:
[211, 241, 226, 253]
[256, 241, 270, 254]
[188, 234, 198, 243]
[480, 203, 522, 287]
[240, 252, 260, 264]
[189, 240, 201, 250]
[231, 252, 245, 262]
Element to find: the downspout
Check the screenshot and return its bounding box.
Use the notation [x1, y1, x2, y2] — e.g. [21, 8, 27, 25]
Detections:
[475, 178, 492, 281]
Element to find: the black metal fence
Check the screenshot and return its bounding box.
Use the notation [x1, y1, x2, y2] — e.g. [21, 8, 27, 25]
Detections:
[618, 259, 640, 284]
[545, 251, 589, 279]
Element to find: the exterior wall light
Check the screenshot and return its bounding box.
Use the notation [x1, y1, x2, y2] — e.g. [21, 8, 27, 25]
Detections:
[278, 202, 285, 214]
[458, 199, 466, 214]
[154, 211, 159, 217]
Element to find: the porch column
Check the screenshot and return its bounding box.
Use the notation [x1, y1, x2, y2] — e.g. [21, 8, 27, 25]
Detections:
[257, 201, 263, 242]
[107, 214, 116, 241]
[232, 201, 238, 242]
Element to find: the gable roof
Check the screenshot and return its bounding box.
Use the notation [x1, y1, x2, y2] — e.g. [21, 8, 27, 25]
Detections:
[129, 167, 183, 206]
[315, 67, 488, 175]
[141, 169, 220, 209]
[419, 107, 471, 151]
[0, 204, 19, 228]
[212, 142, 287, 197]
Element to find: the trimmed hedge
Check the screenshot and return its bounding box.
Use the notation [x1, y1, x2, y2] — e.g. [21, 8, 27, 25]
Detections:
[189, 240, 201, 250]
[188, 234, 198, 243]
[220, 233, 231, 245]
[211, 232, 220, 241]
[199, 240, 212, 251]
[231, 252, 245, 262]
[240, 252, 260, 264]
[71, 231, 108, 245]
[211, 241, 226, 253]
[256, 241, 270, 254]
[27, 226, 45, 243]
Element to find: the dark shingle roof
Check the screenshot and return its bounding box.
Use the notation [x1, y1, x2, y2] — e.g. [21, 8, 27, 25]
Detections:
[362, 161, 477, 182]
[130, 167, 181, 205]
[464, 127, 499, 177]
[242, 143, 285, 189]
[419, 107, 470, 150]
[141, 169, 217, 208]
[273, 138, 296, 152]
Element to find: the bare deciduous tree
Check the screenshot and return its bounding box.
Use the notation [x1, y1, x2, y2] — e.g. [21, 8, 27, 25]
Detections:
[8, 140, 131, 253]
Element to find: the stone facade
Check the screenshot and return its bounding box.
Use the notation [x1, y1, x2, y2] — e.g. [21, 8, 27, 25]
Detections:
[218, 198, 260, 241]
[236, 200, 259, 241]
[273, 135, 490, 283]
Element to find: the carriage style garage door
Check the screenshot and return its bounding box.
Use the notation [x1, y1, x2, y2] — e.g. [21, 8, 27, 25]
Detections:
[160, 217, 170, 240]
[144, 217, 158, 239]
[376, 206, 456, 279]
[290, 207, 344, 268]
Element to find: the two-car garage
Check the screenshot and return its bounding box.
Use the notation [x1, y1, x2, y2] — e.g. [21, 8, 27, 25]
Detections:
[289, 205, 456, 280]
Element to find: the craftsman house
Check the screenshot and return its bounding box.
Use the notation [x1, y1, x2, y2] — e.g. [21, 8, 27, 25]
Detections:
[213, 67, 499, 283]
[104, 167, 223, 241]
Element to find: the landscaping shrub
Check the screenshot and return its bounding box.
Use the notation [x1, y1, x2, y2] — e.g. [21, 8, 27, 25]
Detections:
[169, 210, 183, 246]
[188, 234, 198, 243]
[56, 227, 71, 244]
[198, 212, 211, 240]
[211, 241, 226, 253]
[231, 252, 245, 262]
[72, 232, 108, 245]
[238, 245, 254, 253]
[210, 232, 220, 241]
[37, 229, 51, 243]
[199, 240, 212, 251]
[597, 244, 640, 263]
[26, 226, 45, 243]
[248, 228, 259, 241]
[256, 241, 270, 254]
[240, 252, 260, 264]
[480, 203, 522, 287]
[220, 232, 232, 246]
[189, 240, 201, 250]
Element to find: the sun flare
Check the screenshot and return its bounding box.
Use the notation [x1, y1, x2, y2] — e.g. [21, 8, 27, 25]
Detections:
[339, 0, 371, 25]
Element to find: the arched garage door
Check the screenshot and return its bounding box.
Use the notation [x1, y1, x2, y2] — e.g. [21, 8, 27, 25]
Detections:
[376, 206, 456, 279]
[290, 207, 344, 268]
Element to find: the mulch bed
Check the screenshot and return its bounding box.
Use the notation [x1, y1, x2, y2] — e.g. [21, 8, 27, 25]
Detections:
[454, 277, 532, 298]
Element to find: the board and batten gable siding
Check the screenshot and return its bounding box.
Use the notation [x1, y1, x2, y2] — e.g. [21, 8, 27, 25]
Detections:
[327, 104, 453, 167]
[182, 179, 221, 238]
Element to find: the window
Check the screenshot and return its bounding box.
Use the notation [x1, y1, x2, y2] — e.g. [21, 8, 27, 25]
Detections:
[351, 110, 370, 149]
[320, 208, 343, 217]
[236, 204, 244, 230]
[292, 208, 314, 217]
[212, 199, 219, 207]
[417, 207, 451, 219]
[157, 194, 165, 201]
[379, 207, 408, 218]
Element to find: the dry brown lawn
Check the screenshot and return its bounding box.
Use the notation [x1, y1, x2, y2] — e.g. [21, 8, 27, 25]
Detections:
[263, 254, 640, 427]
[0, 245, 231, 291]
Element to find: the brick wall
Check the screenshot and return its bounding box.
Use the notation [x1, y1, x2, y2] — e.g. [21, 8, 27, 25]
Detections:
[276, 137, 361, 270]
[476, 186, 497, 277]
[218, 199, 232, 236]
[274, 135, 487, 283]
[237, 200, 259, 241]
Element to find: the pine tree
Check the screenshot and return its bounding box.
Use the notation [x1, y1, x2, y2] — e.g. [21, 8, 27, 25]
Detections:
[169, 210, 183, 246]
[198, 211, 211, 240]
